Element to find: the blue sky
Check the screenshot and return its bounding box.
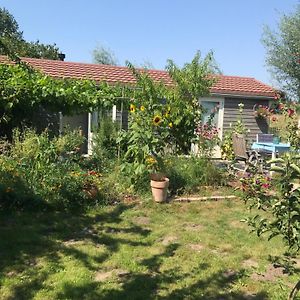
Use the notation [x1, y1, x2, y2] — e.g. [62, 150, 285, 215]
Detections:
[1, 0, 298, 88]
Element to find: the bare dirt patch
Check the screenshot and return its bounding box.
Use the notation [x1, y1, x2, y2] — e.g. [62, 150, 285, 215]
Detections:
[161, 236, 177, 246]
[242, 259, 259, 269]
[94, 269, 130, 282]
[219, 243, 233, 253]
[134, 216, 150, 225]
[230, 220, 247, 229]
[95, 270, 113, 282]
[250, 264, 288, 282]
[211, 249, 228, 256]
[6, 271, 17, 277]
[184, 223, 204, 231]
[222, 269, 238, 279]
[63, 239, 83, 246]
[189, 243, 205, 251]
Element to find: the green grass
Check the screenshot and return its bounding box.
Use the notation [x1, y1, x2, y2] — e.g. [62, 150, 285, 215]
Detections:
[0, 197, 299, 299]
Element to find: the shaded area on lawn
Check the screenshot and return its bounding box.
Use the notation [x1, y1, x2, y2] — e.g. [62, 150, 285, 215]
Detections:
[0, 202, 275, 299]
[0, 204, 149, 299]
[57, 244, 268, 300]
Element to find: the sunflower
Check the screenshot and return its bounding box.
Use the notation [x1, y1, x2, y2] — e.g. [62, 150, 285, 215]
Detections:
[168, 122, 173, 128]
[140, 105, 145, 111]
[130, 104, 136, 113]
[153, 115, 162, 126]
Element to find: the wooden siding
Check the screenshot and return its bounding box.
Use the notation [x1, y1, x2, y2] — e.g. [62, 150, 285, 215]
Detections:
[116, 109, 128, 130]
[223, 98, 269, 142]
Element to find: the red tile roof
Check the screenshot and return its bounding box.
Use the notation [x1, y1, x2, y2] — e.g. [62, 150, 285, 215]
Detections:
[0, 56, 276, 98]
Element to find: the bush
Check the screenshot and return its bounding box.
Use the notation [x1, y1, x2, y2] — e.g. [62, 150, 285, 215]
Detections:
[91, 116, 119, 170]
[103, 156, 226, 198]
[166, 156, 225, 195]
[0, 128, 110, 210]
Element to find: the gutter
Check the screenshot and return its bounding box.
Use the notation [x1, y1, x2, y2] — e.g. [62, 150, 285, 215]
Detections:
[211, 93, 275, 100]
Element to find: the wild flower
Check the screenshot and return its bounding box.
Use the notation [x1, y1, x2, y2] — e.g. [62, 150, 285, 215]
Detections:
[254, 104, 270, 118]
[130, 104, 136, 113]
[153, 115, 162, 126]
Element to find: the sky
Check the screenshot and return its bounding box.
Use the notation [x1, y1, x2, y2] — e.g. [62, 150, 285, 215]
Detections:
[1, 0, 299, 88]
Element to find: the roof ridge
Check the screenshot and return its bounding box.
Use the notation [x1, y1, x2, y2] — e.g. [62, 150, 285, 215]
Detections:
[213, 74, 255, 80]
[0, 55, 265, 80]
[17, 56, 169, 74]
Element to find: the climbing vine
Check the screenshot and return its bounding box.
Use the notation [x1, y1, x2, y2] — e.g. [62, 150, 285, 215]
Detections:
[0, 61, 123, 125]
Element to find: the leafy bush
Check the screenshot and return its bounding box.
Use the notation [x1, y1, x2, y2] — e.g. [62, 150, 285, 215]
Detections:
[0, 128, 110, 210]
[91, 116, 119, 170]
[165, 156, 225, 195]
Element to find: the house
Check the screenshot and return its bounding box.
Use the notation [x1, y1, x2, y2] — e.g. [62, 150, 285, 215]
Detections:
[0, 56, 276, 154]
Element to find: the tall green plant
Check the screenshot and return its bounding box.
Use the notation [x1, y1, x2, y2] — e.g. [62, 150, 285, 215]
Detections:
[119, 52, 215, 188]
[92, 116, 119, 166]
[241, 154, 300, 299]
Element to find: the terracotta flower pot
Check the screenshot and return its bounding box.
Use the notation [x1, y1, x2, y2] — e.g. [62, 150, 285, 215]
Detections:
[150, 177, 169, 203]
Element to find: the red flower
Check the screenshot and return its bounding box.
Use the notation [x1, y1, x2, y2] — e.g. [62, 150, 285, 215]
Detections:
[262, 183, 271, 189]
[88, 170, 97, 176]
[287, 109, 295, 117]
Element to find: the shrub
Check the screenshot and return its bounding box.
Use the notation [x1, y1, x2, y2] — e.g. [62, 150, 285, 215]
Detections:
[165, 156, 225, 195]
[0, 128, 109, 210]
[91, 116, 119, 170]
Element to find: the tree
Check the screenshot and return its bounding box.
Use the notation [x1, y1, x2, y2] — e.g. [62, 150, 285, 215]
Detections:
[0, 7, 60, 60]
[262, 5, 300, 99]
[92, 45, 118, 65]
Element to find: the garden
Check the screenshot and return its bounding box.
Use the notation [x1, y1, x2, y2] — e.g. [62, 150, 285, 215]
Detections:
[0, 52, 300, 300]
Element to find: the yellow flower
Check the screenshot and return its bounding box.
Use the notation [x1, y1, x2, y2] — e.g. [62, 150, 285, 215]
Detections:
[140, 105, 145, 111]
[146, 156, 157, 165]
[153, 115, 162, 126]
[168, 122, 173, 128]
[130, 104, 136, 113]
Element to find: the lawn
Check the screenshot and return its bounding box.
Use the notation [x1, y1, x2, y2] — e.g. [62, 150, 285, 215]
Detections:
[0, 195, 299, 300]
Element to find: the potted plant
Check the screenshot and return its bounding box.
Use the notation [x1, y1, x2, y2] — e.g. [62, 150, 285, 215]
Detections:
[146, 156, 169, 203]
[150, 172, 169, 203]
[253, 104, 271, 119]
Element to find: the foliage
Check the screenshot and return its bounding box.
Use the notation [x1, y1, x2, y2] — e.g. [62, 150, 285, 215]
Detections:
[253, 104, 271, 119]
[91, 115, 119, 168]
[0, 129, 110, 210]
[195, 108, 220, 157]
[241, 154, 300, 299]
[166, 156, 225, 195]
[0, 7, 61, 59]
[221, 103, 247, 160]
[118, 66, 170, 187]
[166, 50, 216, 152]
[269, 100, 300, 148]
[118, 52, 215, 188]
[262, 5, 300, 99]
[0, 62, 120, 127]
[92, 45, 118, 65]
